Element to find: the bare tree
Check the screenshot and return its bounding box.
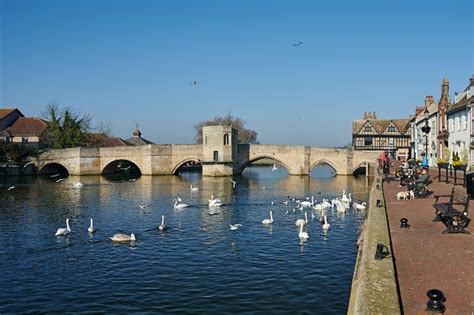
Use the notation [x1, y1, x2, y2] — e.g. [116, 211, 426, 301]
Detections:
[194, 113, 259, 144]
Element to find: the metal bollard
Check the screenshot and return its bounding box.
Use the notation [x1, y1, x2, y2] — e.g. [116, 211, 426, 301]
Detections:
[426, 289, 446, 313]
[400, 218, 409, 228]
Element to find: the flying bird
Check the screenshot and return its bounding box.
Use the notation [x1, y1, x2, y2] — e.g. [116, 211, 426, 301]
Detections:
[23, 161, 34, 168]
[190, 80, 198, 86]
[8, 186, 15, 191]
[292, 41, 304, 47]
[230, 179, 236, 188]
[139, 204, 150, 209]
[229, 224, 242, 230]
[56, 178, 65, 183]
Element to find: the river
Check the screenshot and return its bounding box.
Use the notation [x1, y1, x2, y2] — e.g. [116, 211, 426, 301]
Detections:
[0, 165, 371, 313]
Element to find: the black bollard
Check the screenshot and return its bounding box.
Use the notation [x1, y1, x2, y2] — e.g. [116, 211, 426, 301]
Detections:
[374, 243, 390, 260]
[426, 289, 446, 313]
[400, 218, 409, 228]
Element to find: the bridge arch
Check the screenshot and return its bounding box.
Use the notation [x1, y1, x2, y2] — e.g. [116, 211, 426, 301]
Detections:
[172, 158, 202, 175]
[352, 161, 370, 175]
[39, 162, 70, 176]
[101, 159, 142, 175]
[310, 159, 338, 175]
[239, 155, 290, 174]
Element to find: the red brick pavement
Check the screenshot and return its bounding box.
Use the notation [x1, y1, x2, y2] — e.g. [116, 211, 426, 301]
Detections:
[384, 176, 474, 314]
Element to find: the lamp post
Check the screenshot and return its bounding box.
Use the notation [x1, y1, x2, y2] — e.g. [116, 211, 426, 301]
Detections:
[421, 108, 431, 166]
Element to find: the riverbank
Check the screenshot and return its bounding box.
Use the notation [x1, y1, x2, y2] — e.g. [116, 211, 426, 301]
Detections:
[347, 169, 401, 314]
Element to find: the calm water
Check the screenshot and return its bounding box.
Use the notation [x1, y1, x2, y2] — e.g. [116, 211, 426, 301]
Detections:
[0, 165, 371, 314]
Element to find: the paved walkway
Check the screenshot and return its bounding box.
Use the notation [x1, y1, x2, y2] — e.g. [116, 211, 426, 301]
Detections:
[384, 173, 474, 314]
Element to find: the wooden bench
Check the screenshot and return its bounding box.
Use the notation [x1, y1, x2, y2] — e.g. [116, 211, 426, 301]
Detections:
[432, 187, 471, 234]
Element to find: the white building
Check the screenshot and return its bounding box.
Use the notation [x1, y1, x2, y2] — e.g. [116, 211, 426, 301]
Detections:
[414, 96, 438, 166]
[447, 76, 474, 168]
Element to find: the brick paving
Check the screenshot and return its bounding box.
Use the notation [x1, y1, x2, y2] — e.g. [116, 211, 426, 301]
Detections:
[384, 173, 474, 314]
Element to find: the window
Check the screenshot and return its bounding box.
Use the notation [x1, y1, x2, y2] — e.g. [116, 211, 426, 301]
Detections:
[204, 136, 207, 145]
[224, 133, 229, 145]
[449, 118, 454, 132]
[456, 117, 460, 131]
[363, 125, 372, 133]
[364, 137, 373, 146]
[389, 138, 394, 146]
[462, 115, 467, 130]
[387, 125, 396, 132]
[213, 151, 219, 161]
[431, 121, 435, 135]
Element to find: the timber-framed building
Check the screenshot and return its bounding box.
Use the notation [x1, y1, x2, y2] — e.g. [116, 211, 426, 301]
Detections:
[352, 112, 411, 160]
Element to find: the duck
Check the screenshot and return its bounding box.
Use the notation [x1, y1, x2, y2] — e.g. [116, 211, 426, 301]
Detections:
[110, 233, 136, 242]
[295, 212, 308, 227]
[298, 223, 309, 239]
[55, 218, 71, 236]
[322, 215, 330, 230]
[174, 199, 189, 209]
[190, 185, 199, 192]
[262, 211, 273, 225]
[87, 218, 96, 233]
[159, 215, 167, 231]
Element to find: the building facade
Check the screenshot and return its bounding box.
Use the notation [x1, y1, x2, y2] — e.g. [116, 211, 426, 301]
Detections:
[446, 76, 474, 168]
[414, 96, 438, 166]
[352, 112, 411, 160]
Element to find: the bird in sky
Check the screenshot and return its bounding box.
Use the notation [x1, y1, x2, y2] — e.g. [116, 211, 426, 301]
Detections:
[292, 41, 304, 47]
[272, 163, 278, 172]
[8, 186, 15, 191]
[190, 80, 198, 86]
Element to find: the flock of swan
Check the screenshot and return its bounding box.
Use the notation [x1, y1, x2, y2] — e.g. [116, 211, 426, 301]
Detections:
[53, 180, 366, 245]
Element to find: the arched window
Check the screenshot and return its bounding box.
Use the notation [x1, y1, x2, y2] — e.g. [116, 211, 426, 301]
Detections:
[224, 133, 229, 145]
[204, 136, 207, 145]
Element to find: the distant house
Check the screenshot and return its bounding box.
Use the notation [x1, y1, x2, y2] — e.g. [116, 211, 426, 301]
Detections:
[352, 112, 411, 161]
[4, 117, 48, 148]
[86, 132, 135, 147]
[125, 128, 154, 146]
[0, 108, 24, 141]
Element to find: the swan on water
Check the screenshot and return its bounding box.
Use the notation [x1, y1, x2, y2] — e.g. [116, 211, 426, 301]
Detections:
[55, 218, 71, 236]
[229, 224, 242, 230]
[299, 196, 314, 208]
[208, 195, 222, 207]
[295, 212, 308, 227]
[262, 211, 273, 225]
[298, 223, 309, 239]
[110, 233, 136, 242]
[190, 185, 199, 192]
[322, 215, 330, 230]
[174, 199, 189, 208]
[354, 202, 367, 211]
[159, 215, 167, 231]
[88, 218, 96, 233]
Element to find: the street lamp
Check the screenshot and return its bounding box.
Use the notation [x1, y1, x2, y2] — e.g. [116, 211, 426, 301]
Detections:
[421, 108, 431, 166]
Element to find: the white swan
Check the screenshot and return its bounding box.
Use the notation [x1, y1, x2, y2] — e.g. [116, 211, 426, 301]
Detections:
[190, 184, 199, 191]
[208, 195, 222, 207]
[87, 218, 96, 233]
[300, 196, 314, 207]
[110, 233, 136, 242]
[159, 215, 167, 231]
[229, 223, 242, 230]
[74, 182, 83, 188]
[174, 199, 189, 208]
[55, 218, 71, 236]
[262, 211, 273, 225]
[295, 212, 308, 227]
[322, 215, 330, 230]
[299, 223, 309, 239]
[354, 202, 367, 211]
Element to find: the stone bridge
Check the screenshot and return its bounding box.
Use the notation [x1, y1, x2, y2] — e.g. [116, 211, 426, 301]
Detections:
[32, 126, 380, 176]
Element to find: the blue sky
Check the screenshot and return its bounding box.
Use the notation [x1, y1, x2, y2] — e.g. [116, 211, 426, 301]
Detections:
[1, 0, 472, 146]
